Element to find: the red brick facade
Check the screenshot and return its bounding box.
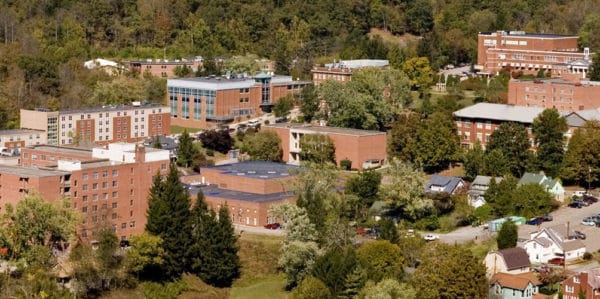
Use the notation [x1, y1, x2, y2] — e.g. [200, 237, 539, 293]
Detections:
[562, 272, 600, 299]
[508, 79, 600, 112]
[477, 31, 588, 75]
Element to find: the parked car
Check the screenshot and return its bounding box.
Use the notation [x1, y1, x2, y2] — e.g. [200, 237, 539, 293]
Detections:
[264, 223, 281, 229]
[548, 257, 565, 265]
[582, 217, 596, 226]
[424, 234, 439, 242]
[573, 190, 587, 197]
[584, 195, 599, 204]
[542, 214, 553, 221]
[533, 265, 551, 273]
[569, 200, 584, 208]
[526, 217, 544, 225]
[574, 230, 587, 240]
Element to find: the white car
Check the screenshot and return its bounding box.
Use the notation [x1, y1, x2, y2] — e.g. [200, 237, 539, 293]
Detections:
[581, 217, 596, 226]
[424, 234, 439, 242]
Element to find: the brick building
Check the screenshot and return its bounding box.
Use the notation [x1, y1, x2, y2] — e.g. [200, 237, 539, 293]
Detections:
[0, 129, 46, 152]
[128, 58, 202, 78]
[20, 102, 170, 146]
[0, 143, 170, 241]
[508, 78, 600, 112]
[311, 59, 389, 85]
[168, 74, 310, 129]
[185, 161, 298, 227]
[476, 30, 591, 75]
[562, 270, 600, 299]
[453, 103, 546, 149]
[263, 123, 387, 170]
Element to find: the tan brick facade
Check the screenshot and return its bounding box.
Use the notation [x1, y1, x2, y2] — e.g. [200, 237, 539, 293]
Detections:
[264, 124, 387, 170]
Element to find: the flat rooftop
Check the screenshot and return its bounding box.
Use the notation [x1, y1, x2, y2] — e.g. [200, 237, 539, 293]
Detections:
[0, 129, 44, 136]
[513, 78, 600, 86]
[453, 103, 546, 123]
[479, 31, 577, 39]
[30, 103, 168, 115]
[0, 165, 68, 177]
[265, 123, 386, 136]
[323, 59, 389, 69]
[168, 77, 257, 90]
[201, 161, 299, 179]
[188, 184, 294, 203]
[25, 145, 93, 157]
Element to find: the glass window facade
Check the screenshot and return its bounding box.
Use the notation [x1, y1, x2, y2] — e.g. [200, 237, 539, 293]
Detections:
[168, 86, 215, 118]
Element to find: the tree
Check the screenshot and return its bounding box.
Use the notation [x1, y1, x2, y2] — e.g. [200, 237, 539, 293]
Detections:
[412, 243, 487, 299]
[533, 109, 568, 178]
[299, 85, 319, 123]
[362, 279, 416, 299]
[464, 140, 485, 180]
[412, 112, 461, 173]
[145, 164, 192, 280]
[0, 193, 79, 260]
[512, 183, 555, 218]
[273, 94, 294, 118]
[590, 54, 600, 81]
[378, 218, 400, 244]
[497, 220, 518, 249]
[487, 122, 532, 177]
[242, 131, 283, 161]
[199, 130, 233, 154]
[152, 135, 162, 149]
[356, 240, 404, 282]
[125, 232, 165, 281]
[341, 265, 367, 299]
[562, 121, 600, 187]
[345, 170, 382, 210]
[298, 134, 336, 165]
[176, 129, 198, 167]
[485, 176, 518, 217]
[292, 276, 331, 299]
[380, 159, 432, 221]
[388, 113, 420, 162]
[402, 57, 434, 89]
[311, 246, 357, 297]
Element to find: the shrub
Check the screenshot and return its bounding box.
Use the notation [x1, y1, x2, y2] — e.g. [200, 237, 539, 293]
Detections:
[139, 280, 188, 299]
[340, 159, 352, 171]
[584, 252, 593, 260]
[264, 119, 270, 125]
[206, 149, 214, 156]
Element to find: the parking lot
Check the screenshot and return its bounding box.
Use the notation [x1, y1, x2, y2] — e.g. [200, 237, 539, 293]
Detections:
[517, 199, 600, 252]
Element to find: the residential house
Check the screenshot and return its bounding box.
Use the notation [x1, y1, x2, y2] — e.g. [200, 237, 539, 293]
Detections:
[424, 175, 465, 195]
[468, 175, 503, 208]
[562, 270, 600, 299]
[489, 272, 543, 299]
[518, 172, 565, 202]
[484, 247, 531, 278]
[521, 224, 586, 263]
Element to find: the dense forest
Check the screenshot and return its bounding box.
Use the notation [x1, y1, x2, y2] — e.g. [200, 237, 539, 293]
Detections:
[1, 0, 600, 128]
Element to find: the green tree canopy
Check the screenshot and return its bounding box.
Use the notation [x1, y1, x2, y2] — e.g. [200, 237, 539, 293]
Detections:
[379, 159, 432, 221]
[356, 240, 404, 282]
[298, 134, 336, 165]
[411, 243, 487, 299]
[273, 94, 294, 118]
[562, 121, 600, 187]
[242, 130, 283, 162]
[412, 112, 461, 173]
[176, 129, 199, 168]
[497, 220, 518, 249]
[532, 109, 568, 178]
[487, 122, 532, 177]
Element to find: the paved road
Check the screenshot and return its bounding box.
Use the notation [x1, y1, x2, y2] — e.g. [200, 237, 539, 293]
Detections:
[234, 224, 285, 236]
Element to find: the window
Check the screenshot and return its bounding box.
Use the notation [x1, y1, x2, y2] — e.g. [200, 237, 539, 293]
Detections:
[566, 285, 574, 293]
[93, 183, 98, 190]
[130, 221, 135, 228]
[102, 182, 108, 189]
[103, 193, 108, 200]
[485, 121, 491, 129]
[82, 206, 88, 213]
[112, 202, 118, 209]
[574, 276, 580, 283]
[83, 184, 88, 191]
[93, 194, 98, 201]
[82, 195, 88, 202]
[112, 181, 118, 187]
[112, 169, 118, 177]
[93, 172, 98, 179]
[112, 191, 118, 198]
[476, 122, 483, 129]
[102, 170, 108, 178]
[112, 213, 117, 220]
[121, 223, 126, 229]
[92, 205, 97, 212]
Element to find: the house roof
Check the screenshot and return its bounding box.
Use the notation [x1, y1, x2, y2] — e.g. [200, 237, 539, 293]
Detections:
[533, 237, 552, 247]
[519, 172, 562, 191]
[490, 272, 540, 290]
[425, 175, 464, 194]
[497, 247, 531, 270]
[532, 224, 586, 252]
[453, 103, 545, 124]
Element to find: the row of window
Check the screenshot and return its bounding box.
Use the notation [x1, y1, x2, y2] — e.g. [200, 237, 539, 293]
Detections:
[0, 134, 41, 142]
[456, 120, 492, 129]
[81, 221, 135, 238]
[81, 181, 119, 191]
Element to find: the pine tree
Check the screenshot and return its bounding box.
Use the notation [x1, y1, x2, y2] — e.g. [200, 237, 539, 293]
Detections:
[341, 265, 367, 299]
[199, 205, 241, 287]
[176, 129, 197, 168]
[145, 164, 192, 280]
[497, 220, 518, 249]
[188, 190, 217, 277]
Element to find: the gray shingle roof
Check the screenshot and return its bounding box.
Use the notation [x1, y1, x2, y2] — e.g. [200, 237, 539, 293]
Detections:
[498, 247, 531, 270]
[453, 103, 545, 123]
[425, 175, 464, 194]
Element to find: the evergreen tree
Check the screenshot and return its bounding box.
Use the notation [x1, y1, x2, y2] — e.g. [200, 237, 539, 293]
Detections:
[590, 54, 600, 81]
[463, 140, 485, 180]
[311, 246, 357, 297]
[152, 135, 162, 149]
[378, 218, 400, 244]
[341, 265, 367, 299]
[487, 122, 532, 177]
[176, 129, 198, 168]
[532, 109, 568, 178]
[198, 205, 240, 287]
[497, 220, 518, 249]
[188, 190, 217, 281]
[145, 164, 192, 280]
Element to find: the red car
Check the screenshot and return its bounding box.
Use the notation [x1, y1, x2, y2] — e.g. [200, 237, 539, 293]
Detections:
[548, 257, 565, 265]
[264, 223, 281, 230]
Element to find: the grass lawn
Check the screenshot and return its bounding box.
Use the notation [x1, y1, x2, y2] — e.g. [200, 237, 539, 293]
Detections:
[171, 125, 202, 134]
[230, 274, 288, 299]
